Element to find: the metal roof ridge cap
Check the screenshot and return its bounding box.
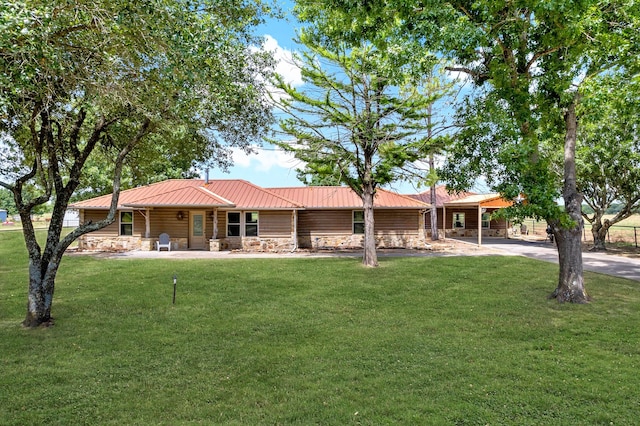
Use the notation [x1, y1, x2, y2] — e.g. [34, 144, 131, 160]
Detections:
[242, 181, 305, 208]
[196, 186, 236, 206]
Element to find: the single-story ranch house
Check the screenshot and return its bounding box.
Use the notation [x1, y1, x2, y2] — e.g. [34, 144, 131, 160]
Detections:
[70, 179, 432, 252]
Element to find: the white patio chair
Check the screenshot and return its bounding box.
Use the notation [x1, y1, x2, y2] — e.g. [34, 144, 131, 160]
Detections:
[156, 233, 171, 251]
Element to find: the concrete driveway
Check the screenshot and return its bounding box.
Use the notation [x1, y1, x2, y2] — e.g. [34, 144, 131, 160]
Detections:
[455, 237, 640, 282]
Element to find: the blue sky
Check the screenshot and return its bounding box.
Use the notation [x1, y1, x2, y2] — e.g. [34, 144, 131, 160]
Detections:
[205, 1, 448, 195]
[205, 1, 309, 189]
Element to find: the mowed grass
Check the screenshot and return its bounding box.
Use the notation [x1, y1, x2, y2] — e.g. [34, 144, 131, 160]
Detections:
[1, 231, 639, 425]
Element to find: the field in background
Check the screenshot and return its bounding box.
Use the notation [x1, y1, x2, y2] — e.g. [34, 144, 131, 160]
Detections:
[518, 214, 640, 247]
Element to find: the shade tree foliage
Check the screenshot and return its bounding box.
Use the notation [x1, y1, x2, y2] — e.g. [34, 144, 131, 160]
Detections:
[578, 73, 640, 250]
[0, 0, 275, 327]
[400, 0, 639, 302]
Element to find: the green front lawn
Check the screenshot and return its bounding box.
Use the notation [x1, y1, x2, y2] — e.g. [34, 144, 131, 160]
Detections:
[1, 231, 639, 425]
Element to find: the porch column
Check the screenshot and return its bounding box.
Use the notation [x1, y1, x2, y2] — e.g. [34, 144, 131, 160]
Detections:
[292, 210, 298, 250]
[144, 209, 151, 238]
[477, 205, 482, 247]
[442, 205, 446, 241]
[213, 207, 218, 239]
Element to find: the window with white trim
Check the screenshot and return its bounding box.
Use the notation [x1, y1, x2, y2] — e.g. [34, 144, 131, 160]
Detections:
[353, 210, 365, 234]
[453, 212, 465, 229]
[120, 211, 133, 236]
[226, 211, 259, 237]
[227, 212, 240, 236]
[245, 212, 258, 236]
[481, 212, 491, 229]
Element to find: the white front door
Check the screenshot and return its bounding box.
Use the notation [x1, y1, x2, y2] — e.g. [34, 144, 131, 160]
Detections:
[189, 211, 206, 249]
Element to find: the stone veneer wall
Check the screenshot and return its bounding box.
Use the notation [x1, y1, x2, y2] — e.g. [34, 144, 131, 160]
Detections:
[79, 234, 427, 252]
[243, 237, 295, 252]
[79, 236, 188, 251]
[79, 235, 143, 251]
[298, 233, 427, 250]
[445, 229, 506, 238]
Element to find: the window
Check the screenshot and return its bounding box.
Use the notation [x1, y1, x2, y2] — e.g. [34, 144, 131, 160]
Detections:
[193, 214, 204, 236]
[481, 212, 491, 229]
[120, 211, 133, 235]
[245, 212, 258, 236]
[353, 210, 365, 234]
[227, 212, 240, 236]
[453, 212, 465, 229]
[227, 211, 259, 237]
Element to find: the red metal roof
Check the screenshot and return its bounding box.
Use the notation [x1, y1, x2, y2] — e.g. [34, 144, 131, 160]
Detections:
[267, 186, 430, 209]
[123, 186, 233, 208]
[70, 179, 429, 210]
[407, 185, 476, 207]
[70, 179, 231, 209]
[203, 180, 302, 209]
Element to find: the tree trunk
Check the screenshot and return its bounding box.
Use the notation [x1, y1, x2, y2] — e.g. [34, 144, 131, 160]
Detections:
[23, 262, 58, 327]
[20, 204, 67, 327]
[552, 224, 589, 303]
[550, 100, 589, 303]
[362, 182, 378, 267]
[590, 218, 609, 251]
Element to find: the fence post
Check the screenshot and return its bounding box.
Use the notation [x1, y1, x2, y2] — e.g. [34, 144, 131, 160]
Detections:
[635, 227, 638, 248]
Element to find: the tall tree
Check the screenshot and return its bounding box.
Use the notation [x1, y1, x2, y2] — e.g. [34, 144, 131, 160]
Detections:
[0, 0, 274, 327]
[271, 32, 440, 266]
[400, 0, 638, 302]
[578, 73, 640, 250]
[409, 77, 454, 241]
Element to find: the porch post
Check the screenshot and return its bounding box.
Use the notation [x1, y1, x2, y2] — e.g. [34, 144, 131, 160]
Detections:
[292, 210, 298, 250]
[213, 208, 218, 239]
[477, 205, 482, 247]
[145, 209, 150, 238]
[442, 205, 446, 241]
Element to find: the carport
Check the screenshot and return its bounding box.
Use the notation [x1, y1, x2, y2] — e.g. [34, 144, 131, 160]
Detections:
[443, 194, 513, 247]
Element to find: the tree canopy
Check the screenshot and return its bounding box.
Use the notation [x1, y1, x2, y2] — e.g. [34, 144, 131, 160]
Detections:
[0, 0, 275, 326]
[578, 72, 640, 250]
[271, 19, 447, 266]
[398, 0, 639, 302]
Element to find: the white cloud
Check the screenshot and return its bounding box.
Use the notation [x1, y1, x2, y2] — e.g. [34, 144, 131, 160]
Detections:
[259, 35, 303, 104]
[263, 35, 303, 87]
[231, 144, 305, 172]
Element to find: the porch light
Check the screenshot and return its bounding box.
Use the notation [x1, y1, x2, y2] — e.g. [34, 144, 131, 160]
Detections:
[176, 211, 184, 220]
[173, 274, 177, 304]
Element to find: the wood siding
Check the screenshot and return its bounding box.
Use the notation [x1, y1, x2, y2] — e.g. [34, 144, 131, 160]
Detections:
[82, 208, 217, 238]
[216, 210, 292, 238]
[298, 210, 352, 236]
[81, 207, 424, 250]
[374, 210, 419, 235]
[298, 210, 420, 236]
[259, 211, 292, 237]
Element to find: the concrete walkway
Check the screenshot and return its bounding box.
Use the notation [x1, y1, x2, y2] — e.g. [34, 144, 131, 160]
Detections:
[455, 237, 640, 282]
